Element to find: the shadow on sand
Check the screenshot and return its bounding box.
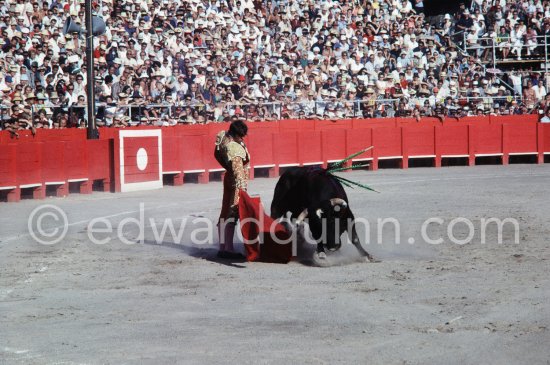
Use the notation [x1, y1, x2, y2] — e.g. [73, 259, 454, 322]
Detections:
[143, 239, 247, 268]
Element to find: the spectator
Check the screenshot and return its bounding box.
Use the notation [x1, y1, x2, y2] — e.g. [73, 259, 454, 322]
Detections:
[0, 0, 548, 128]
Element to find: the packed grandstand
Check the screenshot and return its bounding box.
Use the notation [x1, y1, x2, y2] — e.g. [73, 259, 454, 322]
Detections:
[0, 0, 549, 131]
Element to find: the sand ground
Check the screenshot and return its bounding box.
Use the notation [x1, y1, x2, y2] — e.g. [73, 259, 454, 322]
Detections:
[1, 164, 549, 365]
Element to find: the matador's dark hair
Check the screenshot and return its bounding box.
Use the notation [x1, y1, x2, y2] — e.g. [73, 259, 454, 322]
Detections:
[228, 120, 248, 138]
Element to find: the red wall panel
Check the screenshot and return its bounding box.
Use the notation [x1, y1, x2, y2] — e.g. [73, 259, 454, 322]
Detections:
[87, 139, 112, 181]
[98, 127, 118, 140]
[64, 140, 89, 180]
[321, 129, 347, 162]
[123, 136, 160, 183]
[297, 131, 322, 164]
[0, 144, 16, 186]
[373, 127, 402, 157]
[41, 141, 66, 182]
[247, 121, 280, 134]
[279, 119, 315, 132]
[176, 124, 209, 136]
[314, 119, 352, 130]
[352, 118, 395, 129]
[180, 135, 206, 171]
[273, 132, 298, 165]
[472, 124, 502, 155]
[39, 128, 86, 142]
[203, 134, 222, 171]
[404, 126, 436, 156]
[16, 142, 42, 185]
[345, 129, 373, 159]
[542, 124, 550, 153]
[248, 130, 274, 167]
[437, 125, 469, 156]
[506, 123, 538, 153]
[396, 118, 440, 127]
[491, 114, 538, 124]
[162, 136, 182, 172]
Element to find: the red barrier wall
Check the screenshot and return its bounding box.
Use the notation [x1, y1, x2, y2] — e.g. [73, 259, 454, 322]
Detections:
[346, 128, 373, 158]
[404, 125, 436, 157]
[248, 130, 275, 167]
[322, 129, 347, 163]
[373, 127, 402, 158]
[65, 140, 89, 181]
[1, 116, 548, 202]
[273, 131, 299, 166]
[162, 136, 182, 173]
[17, 142, 42, 187]
[505, 122, 538, 154]
[543, 124, 550, 152]
[183, 135, 206, 171]
[87, 139, 113, 191]
[436, 125, 469, 157]
[297, 131, 323, 165]
[471, 124, 502, 156]
[1, 135, 112, 201]
[0, 144, 16, 187]
[41, 141, 66, 183]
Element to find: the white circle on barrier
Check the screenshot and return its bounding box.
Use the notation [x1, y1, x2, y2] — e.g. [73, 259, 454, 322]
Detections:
[136, 148, 148, 171]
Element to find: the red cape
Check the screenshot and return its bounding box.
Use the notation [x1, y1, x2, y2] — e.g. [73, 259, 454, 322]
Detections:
[238, 191, 293, 263]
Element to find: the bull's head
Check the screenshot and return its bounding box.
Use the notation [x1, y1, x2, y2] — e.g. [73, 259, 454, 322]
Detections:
[296, 198, 348, 251]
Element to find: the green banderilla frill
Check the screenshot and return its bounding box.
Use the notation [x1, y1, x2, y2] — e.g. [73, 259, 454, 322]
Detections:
[327, 146, 379, 193]
[330, 174, 380, 193]
[327, 146, 373, 171]
[327, 163, 370, 173]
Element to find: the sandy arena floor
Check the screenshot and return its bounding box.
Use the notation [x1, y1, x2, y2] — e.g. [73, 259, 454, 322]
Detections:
[1, 164, 549, 365]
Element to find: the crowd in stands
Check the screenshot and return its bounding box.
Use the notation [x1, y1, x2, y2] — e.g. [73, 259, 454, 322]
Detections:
[1, 0, 550, 133]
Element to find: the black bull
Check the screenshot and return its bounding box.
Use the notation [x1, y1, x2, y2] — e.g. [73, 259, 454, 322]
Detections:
[270, 166, 373, 260]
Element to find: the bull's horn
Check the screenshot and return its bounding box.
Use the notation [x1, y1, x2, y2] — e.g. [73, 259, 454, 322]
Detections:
[316, 208, 323, 218]
[295, 209, 308, 224]
[330, 198, 348, 208]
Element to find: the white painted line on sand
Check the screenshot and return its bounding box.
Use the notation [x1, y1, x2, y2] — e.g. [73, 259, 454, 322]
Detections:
[2, 347, 29, 355]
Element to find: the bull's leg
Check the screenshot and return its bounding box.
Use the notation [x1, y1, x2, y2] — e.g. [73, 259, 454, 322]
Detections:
[349, 219, 375, 261]
[316, 243, 327, 260]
